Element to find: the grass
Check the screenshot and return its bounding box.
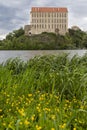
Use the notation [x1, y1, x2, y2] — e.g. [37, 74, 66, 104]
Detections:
[0, 54, 87, 130]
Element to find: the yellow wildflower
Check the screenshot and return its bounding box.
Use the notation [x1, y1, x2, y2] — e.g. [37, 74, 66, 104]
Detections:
[36, 125, 42, 130]
[2, 122, 6, 126]
[19, 121, 22, 125]
[51, 128, 55, 130]
[73, 128, 76, 130]
[59, 123, 66, 129]
[18, 109, 25, 116]
[24, 119, 30, 126]
[0, 109, 2, 112]
[28, 94, 32, 97]
[51, 115, 56, 120]
[31, 114, 35, 121]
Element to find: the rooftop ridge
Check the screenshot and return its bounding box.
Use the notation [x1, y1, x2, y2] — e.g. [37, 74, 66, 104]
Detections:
[31, 7, 68, 12]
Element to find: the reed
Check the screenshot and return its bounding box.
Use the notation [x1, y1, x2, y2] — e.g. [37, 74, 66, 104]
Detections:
[0, 54, 87, 130]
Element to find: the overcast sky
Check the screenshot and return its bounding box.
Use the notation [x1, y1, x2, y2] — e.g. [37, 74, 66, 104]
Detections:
[0, 0, 87, 39]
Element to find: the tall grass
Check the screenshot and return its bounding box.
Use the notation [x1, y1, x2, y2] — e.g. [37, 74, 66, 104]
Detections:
[0, 54, 87, 129]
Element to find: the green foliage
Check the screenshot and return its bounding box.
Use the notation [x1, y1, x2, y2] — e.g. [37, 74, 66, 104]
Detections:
[0, 54, 87, 98]
[0, 28, 87, 50]
[0, 54, 87, 129]
[4, 58, 26, 75]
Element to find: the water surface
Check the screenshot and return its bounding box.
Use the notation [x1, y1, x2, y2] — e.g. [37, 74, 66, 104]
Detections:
[0, 50, 87, 63]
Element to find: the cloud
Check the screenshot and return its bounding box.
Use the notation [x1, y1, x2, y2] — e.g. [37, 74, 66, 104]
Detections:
[0, 0, 87, 39]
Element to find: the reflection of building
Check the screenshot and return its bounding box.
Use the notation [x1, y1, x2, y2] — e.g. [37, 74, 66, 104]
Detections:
[25, 7, 68, 35]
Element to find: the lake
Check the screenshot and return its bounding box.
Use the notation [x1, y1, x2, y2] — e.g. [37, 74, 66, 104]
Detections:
[0, 50, 87, 63]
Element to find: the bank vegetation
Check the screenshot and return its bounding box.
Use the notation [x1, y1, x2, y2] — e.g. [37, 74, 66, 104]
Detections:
[0, 54, 87, 129]
[0, 28, 87, 50]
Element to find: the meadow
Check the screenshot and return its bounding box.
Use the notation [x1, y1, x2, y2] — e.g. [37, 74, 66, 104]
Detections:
[0, 54, 87, 130]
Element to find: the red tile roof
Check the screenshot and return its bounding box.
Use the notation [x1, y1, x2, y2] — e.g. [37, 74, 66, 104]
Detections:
[31, 7, 68, 12]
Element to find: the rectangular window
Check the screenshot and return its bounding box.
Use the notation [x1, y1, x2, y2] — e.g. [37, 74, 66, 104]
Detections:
[60, 13, 61, 17]
[65, 13, 66, 17]
[57, 24, 59, 28]
[48, 24, 50, 28]
[42, 13, 43, 17]
[57, 19, 59, 23]
[65, 19, 66, 23]
[40, 24, 41, 29]
[34, 25, 36, 29]
[37, 24, 38, 28]
[60, 24, 61, 29]
[54, 19, 56, 23]
[48, 13, 50, 17]
[42, 24, 44, 29]
[32, 13, 33, 17]
[65, 24, 66, 30]
[42, 19, 43, 23]
[52, 24, 53, 29]
[48, 19, 50, 23]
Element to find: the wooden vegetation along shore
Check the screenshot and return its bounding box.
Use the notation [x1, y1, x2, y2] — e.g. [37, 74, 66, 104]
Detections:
[0, 54, 87, 130]
[0, 28, 87, 50]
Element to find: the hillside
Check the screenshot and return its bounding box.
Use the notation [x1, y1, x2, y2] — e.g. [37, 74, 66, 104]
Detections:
[0, 28, 87, 50]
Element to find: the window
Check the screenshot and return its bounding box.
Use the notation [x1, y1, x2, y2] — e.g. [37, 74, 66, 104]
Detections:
[55, 24, 56, 28]
[64, 19, 66, 23]
[48, 24, 50, 28]
[40, 19, 41, 23]
[57, 13, 59, 17]
[32, 13, 33, 17]
[57, 19, 59, 23]
[60, 24, 61, 29]
[48, 13, 50, 17]
[40, 24, 41, 29]
[54, 13, 56, 17]
[65, 13, 66, 17]
[48, 19, 50, 23]
[57, 24, 59, 28]
[60, 13, 61, 17]
[54, 19, 56, 23]
[65, 24, 66, 30]
[42, 24, 44, 28]
[62, 24, 63, 29]
[42, 19, 44, 23]
[37, 24, 38, 28]
[42, 13, 43, 17]
[34, 13, 35, 17]
[52, 24, 53, 29]
[34, 25, 36, 29]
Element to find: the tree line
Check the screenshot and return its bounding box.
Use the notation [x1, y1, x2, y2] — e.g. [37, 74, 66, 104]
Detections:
[0, 27, 87, 50]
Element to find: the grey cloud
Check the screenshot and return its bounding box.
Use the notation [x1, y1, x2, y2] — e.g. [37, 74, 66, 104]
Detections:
[0, 5, 16, 31]
[0, 0, 87, 39]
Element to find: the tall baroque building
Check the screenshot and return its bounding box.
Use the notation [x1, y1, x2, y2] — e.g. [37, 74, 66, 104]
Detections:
[28, 7, 68, 35]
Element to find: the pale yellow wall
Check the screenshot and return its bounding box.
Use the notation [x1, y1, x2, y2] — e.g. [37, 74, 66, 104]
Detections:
[30, 11, 68, 35]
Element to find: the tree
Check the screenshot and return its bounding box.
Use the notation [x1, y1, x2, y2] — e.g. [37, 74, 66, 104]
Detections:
[13, 28, 24, 38]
